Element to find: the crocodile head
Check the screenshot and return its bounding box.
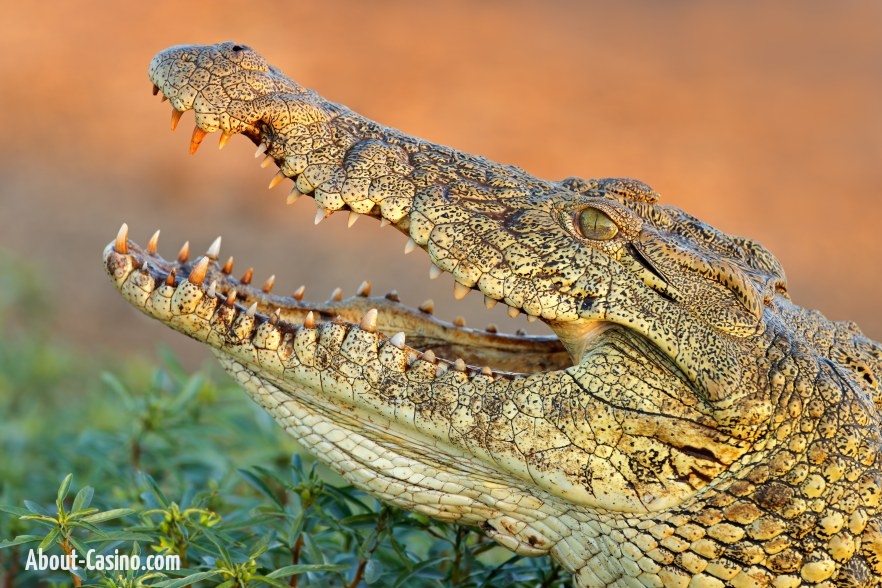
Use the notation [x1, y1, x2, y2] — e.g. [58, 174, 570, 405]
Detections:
[105, 42, 882, 582]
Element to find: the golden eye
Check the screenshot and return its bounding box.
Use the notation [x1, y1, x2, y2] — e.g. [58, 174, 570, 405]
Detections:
[577, 207, 619, 240]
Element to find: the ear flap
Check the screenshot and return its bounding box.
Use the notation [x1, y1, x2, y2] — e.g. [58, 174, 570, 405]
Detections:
[634, 234, 765, 337]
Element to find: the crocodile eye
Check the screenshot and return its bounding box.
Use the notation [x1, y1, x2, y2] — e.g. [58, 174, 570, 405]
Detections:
[576, 207, 618, 240]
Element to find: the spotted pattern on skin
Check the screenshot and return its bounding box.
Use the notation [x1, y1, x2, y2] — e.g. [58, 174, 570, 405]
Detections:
[102, 42, 882, 586]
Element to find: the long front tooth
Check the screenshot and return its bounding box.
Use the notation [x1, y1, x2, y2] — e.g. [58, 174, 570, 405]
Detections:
[268, 171, 286, 189]
[170, 108, 184, 131]
[147, 229, 160, 255]
[189, 127, 208, 155]
[347, 211, 359, 227]
[177, 241, 190, 263]
[314, 207, 329, 225]
[453, 282, 470, 300]
[218, 132, 232, 150]
[429, 266, 443, 280]
[115, 223, 129, 254]
[404, 238, 417, 254]
[188, 256, 209, 285]
[359, 308, 378, 333]
[254, 142, 267, 158]
[206, 236, 222, 259]
[287, 187, 303, 205]
[484, 296, 498, 309]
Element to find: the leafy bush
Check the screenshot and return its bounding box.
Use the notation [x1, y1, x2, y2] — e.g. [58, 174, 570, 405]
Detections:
[0, 250, 569, 587]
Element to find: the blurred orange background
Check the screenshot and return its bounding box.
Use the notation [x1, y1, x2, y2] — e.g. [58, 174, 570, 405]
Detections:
[1, 1, 880, 367]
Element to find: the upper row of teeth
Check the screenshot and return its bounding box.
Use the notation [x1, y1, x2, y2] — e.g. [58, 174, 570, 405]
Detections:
[158, 91, 537, 324]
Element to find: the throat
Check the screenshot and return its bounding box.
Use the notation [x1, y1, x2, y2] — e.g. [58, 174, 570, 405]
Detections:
[548, 320, 618, 365]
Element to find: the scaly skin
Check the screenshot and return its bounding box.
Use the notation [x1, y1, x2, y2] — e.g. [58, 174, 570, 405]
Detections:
[103, 42, 882, 586]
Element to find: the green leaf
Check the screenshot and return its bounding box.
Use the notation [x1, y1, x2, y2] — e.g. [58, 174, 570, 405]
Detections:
[0, 535, 42, 549]
[265, 563, 349, 578]
[56, 473, 73, 511]
[139, 473, 170, 508]
[247, 577, 290, 588]
[81, 508, 137, 524]
[0, 504, 32, 517]
[22, 500, 51, 517]
[237, 469, 284, 508]
[154, 570, 222, 588]
[71, 485, 94, 513]
[37, 527, 60, 551]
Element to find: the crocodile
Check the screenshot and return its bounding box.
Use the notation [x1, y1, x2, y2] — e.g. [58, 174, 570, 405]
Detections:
[103, 42, 882, 586]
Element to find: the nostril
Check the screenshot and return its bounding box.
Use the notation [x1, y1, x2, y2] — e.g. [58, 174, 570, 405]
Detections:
[231, 44, 246, 52]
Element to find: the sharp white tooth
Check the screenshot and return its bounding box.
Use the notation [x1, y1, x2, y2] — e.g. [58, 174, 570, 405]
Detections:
[380, 218, 390, 228]
[347, 211, 359, 228]
[114, 223, 129, 254]
[254, 142, 267, 158]
[484, 296, 498, 309]
[292, 285, 306, 300]
[206, 236, 222, 259]
[268, 171, 286, 189]
[207, 280, 217, 299]
[260, 154, 274, 168]
[453, 282, 470, 300]
[218, 132, 232, 150]
[314, 208, 327, 225]
[146, 229, 160, 255]
[246, 302, 258, 317]
[287, 187, 303, 204]
[404, 238, 417, 254]
[359, 308, 378, 332]
[304, 311, 315, 328]
[389, 332, 406, 349]
[429, 266, 443, 280]
[507, 306, 521, 318]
